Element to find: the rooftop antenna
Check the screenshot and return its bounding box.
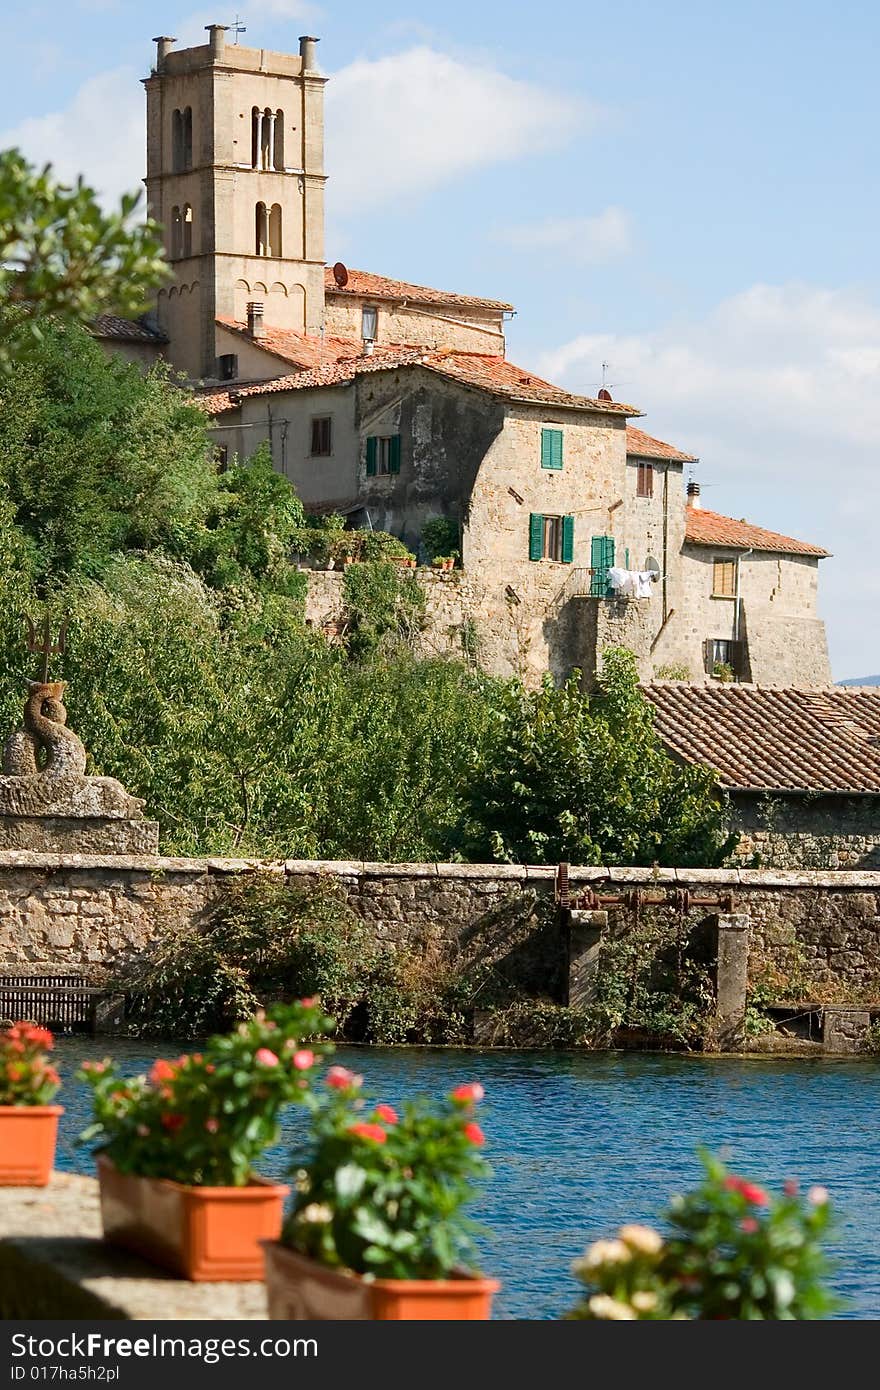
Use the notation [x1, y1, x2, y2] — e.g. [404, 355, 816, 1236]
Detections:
[230, 14, 246, 43]
[597, 359, 616, 402]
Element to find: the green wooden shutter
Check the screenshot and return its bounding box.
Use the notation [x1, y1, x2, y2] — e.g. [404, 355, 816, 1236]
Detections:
[529, 513, 543, 561]
[561, 514, 574, 564]
[541, 427, 563, 470]
[366, 437, 377, 476]
[389, 434, 401, 474]
[590, 534, 615, 595]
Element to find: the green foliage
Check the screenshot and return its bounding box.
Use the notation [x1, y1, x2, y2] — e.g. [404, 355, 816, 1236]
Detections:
[654, 662, 691, 681]
[341, 561, 425, 657]
[477, 1000, 594, 1048]
[586, 913, 715, 1047]
[0, 150, 167, 369]
[198, 442, 306, 591]
[283, 1073, 490, 1279]
[77, 1001, 332, 1186]
[459, 648, 734, 867]
[712, 661, 736, 683]
[0, 1023, 60, 1105]
[420, 516, 459, 562]
[568, 1149, 837, 1319]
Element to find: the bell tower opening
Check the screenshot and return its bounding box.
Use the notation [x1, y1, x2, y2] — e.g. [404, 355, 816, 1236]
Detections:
[143, 26, 327, 380]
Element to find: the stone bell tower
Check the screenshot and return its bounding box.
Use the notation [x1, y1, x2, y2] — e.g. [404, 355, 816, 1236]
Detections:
[143, 26, 327, 380]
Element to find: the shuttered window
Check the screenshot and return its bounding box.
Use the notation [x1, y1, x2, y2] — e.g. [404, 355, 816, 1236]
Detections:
[365, 434, 401, 476]
[541, 427, 564, 470]
[529, 513, 574, 562]
[590, 535, 615, 595]
[310, 416, 332, 456]
[636, 461, 654, 497]
[712, 559, 736, 597]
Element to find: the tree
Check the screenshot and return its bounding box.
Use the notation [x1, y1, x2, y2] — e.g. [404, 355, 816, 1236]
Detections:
[458, 647, 733, 867]
[0, 149, 167, 366]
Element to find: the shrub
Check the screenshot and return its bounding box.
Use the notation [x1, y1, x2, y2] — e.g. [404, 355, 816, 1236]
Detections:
[0, 1024, 60, 1105]
[341, 560, 425, 657]
[420, 517, 459, 563]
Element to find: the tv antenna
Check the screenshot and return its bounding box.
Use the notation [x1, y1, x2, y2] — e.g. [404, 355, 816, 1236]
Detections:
[230, 14, 246, 43]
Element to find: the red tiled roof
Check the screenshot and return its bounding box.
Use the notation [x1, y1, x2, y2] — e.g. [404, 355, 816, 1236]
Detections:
[324, 266, 514, 312]
[91, 314, 167, 344]
[684, 506, 830, 558]
[198, 341, 641, 417]
[216, 317, 409, 371]
[645, 684, 880, 794]
[626, 425, 696, 462]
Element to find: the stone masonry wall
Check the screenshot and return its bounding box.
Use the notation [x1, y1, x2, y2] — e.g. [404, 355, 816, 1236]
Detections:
[4, 855, 880, 1005]
[729, 794, 880, 871]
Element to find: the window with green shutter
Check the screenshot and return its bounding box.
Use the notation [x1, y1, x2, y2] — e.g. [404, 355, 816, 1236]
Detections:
[529, 514, 574, 562]
[590, 534, 615, 595]
[366, 436, 377, 476]
[365, 435, 401, 476]
[561, 514, 574, 564]
[529, 513, 544, 561]
[541, 427, 564, 470]
[389, 434, 401, 474]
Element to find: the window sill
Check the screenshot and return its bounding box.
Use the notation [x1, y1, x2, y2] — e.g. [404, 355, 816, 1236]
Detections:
[710, 593, 736, 601]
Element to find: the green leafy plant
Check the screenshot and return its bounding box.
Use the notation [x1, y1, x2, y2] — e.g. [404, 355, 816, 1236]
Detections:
[568, 1149, 837, 1319]
[77, 1000, 332, 1186]
[712, 661, 736, 683]
[420, 516, 459, 563]
[0, 1024, 60, 1105]
[654, 663, 691, 681]
[342, 560, 425, 657]
[283, 1071, 490, 1279]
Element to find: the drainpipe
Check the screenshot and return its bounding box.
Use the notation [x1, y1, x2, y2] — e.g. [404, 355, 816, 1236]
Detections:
[733, 548, 753, 644]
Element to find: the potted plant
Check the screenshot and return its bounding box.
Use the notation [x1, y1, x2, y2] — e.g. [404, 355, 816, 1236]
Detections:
[0, 1023, 62, 1186]
[263, 1068, 499, 1319]
[78, 1000, 332, 1282]
[566, 1149, 837, 1319]
[431, 552, 459, 573]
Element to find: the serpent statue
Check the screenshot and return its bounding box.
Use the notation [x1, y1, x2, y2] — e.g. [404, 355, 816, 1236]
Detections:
[3, 680, 87, 779]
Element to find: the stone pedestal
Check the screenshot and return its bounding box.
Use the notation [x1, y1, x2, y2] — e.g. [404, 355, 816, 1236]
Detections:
[0, 775, 158, 854]
[822, 1007, 871, 1054]
[565, 909, 608, 1010]
[705, 912, 751, 1051]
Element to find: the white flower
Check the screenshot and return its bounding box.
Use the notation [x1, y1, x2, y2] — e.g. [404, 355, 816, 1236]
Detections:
[574, 1238, 633, 1274]
[808, 1185, 830, 1206]
[619, 1224, 664, 1256]
[299, 1203, 333, 1224]
[588, 1294, 636, 1320]
[631, 1291, 658, 1312]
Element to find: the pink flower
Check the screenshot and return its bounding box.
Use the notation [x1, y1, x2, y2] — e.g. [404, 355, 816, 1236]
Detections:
[136, 1124, 150, 1137]
[205, 1118, 220, 1134]
[292, 1050, 315, 1071]
[808, 1185, 830, 1206]
[81, 1061, 107, 1075]
[723, 1176, 768, 1206]
[463, 1122, 485, 1146]
[326, 1065, 362, 1090]
[784, 1178, 799, 1197]
[348, 1122, 387, 1144]
[374, 1104, 398, 1125]
[451, 1082, 485, 1105]
[740, 1217, 759, 1234]
[255, 1048, 279, 1068]
[299, 997, 318, 1008]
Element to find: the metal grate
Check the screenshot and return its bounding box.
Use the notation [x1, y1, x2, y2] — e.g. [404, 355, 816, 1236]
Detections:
[0, 974, 101, 1031]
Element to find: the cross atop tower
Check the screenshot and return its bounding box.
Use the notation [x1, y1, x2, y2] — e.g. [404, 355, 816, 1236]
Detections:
[231, 15, 247, 43]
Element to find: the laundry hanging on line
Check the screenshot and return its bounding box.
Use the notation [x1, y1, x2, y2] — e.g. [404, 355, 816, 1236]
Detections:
[607, 567, 658, 599]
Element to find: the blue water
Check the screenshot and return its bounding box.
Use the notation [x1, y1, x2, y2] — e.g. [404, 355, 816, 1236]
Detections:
[52, 1039, 880, 1319]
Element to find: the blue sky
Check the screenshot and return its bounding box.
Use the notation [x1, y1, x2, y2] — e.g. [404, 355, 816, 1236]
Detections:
[2, 0, 879, 677]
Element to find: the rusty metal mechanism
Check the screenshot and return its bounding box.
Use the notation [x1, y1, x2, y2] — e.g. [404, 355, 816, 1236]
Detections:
[554, 862, 735, 915]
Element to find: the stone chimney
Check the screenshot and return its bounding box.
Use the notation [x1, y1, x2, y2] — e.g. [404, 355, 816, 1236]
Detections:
[686, 481, 701, 509]
[247, 301, 265, 339]
[153, 36, 176, 70]
[299, 36, 320, 71]
[206, 24, 228, 59]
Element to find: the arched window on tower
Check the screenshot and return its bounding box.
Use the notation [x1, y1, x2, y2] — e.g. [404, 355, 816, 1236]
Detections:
[255, 201, 269, 255]
[269, 203, 282, 257]
[182, 107, 193, 168]
[273, 111, 284, 170]
[182, 204, 193, 257]
[171, 110, 183, 171]
[170, 205, 181, 258]
[251, 107, 261, 169]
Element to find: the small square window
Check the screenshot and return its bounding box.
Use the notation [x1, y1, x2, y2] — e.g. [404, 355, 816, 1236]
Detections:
[706, 638, 740, 679]
[310, 416, 332, 456]
[712, 559, 736, 598]
[217, 353, 238, 381]
[636, 461, 654, 498]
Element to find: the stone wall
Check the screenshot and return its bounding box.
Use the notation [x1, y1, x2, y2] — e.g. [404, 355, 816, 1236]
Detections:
[4, 855, 880, 1008]
[729, 794, 880, 870]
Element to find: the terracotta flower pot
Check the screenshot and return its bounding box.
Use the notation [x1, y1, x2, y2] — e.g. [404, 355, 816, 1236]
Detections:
[0, 1105, 63, 1186]
[262, 1241, 499, 1320]
[97, 1155, 289, 1281]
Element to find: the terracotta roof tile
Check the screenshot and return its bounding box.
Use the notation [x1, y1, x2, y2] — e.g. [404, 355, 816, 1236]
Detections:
[626, 425, 696, 462]
[91, 314, 167, 344]
[324, 266, 513, 312]
[197, 340, 641, 417]
[645, 684, 880, 794]
[684, 506, 830, 558]
[216, 317, 404, 370]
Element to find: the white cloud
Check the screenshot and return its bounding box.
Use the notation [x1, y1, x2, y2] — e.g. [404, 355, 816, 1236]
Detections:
[498, 207, 632, 264]
[0, 67, 144, 208]
[536, 283, 880, 677]
[325, 47, 586, 216]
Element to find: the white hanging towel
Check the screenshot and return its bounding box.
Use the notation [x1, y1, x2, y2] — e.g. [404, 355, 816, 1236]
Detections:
[607, 567, 655, 599]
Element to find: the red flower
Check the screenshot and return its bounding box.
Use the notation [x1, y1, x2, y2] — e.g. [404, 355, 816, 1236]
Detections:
[326, 1065, 362, 1090]
[374, 1104, 398, 1125]
[451, 1082, 485, 1106]
[44, 1067, 60, 1086]
[6, 1063, 25, 1082]
[463, 1121, 485, 1146]
[723, 1176, 769, 1206]
[160, 1113, 185, 1132]
[292, 1049, 315, 1071]
[347, 1122, 387, 1144]
[150, 1059, 177, 1085]
[299, 997, 318, 1008]
[81, 1060, 107, 1075]
[740, 1217, 759, 1234]
[255, 1048, 280, 1068]
[205, 1118, 220, 1134]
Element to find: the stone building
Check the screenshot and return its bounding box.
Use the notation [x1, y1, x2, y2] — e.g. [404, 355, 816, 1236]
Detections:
[97, 24, 833, 690]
